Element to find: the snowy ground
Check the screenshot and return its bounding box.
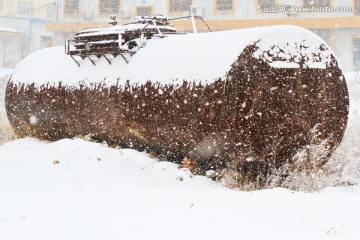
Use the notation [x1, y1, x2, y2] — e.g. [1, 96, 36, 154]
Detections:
[1, 68, 360, 240]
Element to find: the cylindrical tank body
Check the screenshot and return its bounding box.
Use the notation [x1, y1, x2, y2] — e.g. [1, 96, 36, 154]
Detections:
[6, 25, 349, 178]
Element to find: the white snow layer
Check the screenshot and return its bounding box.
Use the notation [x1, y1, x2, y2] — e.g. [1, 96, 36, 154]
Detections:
[0, 26, 23, 33]
[1, 138, 360, 240]
[11, 25, 332, 87]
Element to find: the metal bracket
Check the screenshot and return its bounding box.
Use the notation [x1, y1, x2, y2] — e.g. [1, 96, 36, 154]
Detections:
[119, 53, 129, 64]
[102, 54, 112, 65]
[70, 55, 80, 67]
[88, 56, 96, 66]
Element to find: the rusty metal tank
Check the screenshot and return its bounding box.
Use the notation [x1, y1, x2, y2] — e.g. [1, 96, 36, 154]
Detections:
[5, 25, 349, 178]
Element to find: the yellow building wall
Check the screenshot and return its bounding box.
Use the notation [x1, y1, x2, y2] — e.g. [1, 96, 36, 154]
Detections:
[0, 0, 54, 18]
[46, 16, 360, 33]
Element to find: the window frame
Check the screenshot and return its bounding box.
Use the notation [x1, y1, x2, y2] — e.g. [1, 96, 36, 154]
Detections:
[311, 28, 332, 47]
[64, 0, 81, 18]
[17, 1, 34, 16]
[353, 36, 360, 69]
[40, 36, 53, 49]
[46, 4, 55, 19]
[302, 0, 332, 7]
[168, 0, 193, 16]
[135, 4, 154, 17]
[98, 0, 121, 17]
[214, 0, 235, 14]
[354, 0, 360, 16]
[256, 0, 278, 14]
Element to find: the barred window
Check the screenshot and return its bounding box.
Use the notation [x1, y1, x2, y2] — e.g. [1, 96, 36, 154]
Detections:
[169, 0, 192, 12]
[311, 29, 331, 46]
[46, 5, 55, 19]
[40, 36, 53, 49]
[216, 0, 233, 11]
[258, 0, 276, 7]
[303, 0, 330, 7]
[354, 38, 360, 68]
[99, 0, 120, 14]
[65, 0, 80, 16]
[136, 6, 153, 16]
[356, 0, 360, 15]
[257, 0, 276, 12]
[17, 1, 33, 16]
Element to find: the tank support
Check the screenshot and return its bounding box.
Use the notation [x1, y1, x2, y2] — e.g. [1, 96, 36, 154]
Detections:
[103, 54, 112, 65]
[70, 55, 80, 67]
[70, 53, 129, 67]
[88, 57, 96, 66]
[119, 53, 129, 63]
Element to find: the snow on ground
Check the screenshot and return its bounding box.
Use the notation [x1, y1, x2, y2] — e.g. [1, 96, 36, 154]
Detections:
[1, 138, 360, 240]
[0, 69, 360, 240]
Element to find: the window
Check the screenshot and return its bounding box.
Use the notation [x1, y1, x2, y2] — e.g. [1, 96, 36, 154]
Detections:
[257, 0, 276, 12]
[354, 38, 360, 68]
[17, 1, 33, 16]
[136, 6, 153, 16]
[169, 0, 192, 12]
[216, 0, 233, 11]
[303, 0, 330, 7]
[99, 0, 120, 14]
[311, 29, 331, 46]
[46, 5, 54, 19]
[65, 0, 80, 16]
[40, 36, 53, 49]
[355, 0, 360, 15]
[258, 0, 276, 7]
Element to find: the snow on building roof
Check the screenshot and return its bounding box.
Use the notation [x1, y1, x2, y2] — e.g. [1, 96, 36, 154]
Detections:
[11, 25, 334, 87]
[0, 26, 24, 34]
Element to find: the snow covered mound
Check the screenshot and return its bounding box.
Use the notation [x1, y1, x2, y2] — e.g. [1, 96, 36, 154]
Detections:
[11, 25, 332, 87]
[0, 137, 360, 240]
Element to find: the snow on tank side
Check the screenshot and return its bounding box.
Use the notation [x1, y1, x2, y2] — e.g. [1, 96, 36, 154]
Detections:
[5, 25, 349, 182]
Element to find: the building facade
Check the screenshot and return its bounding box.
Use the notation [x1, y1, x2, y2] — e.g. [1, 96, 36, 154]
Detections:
[45, 0, 360, 71]
[2, 1, 360, 71]
[0, 0, 55, 67]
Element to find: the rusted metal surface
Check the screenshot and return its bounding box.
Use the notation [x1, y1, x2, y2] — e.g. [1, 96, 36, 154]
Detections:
[5, 44, 349, 179]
